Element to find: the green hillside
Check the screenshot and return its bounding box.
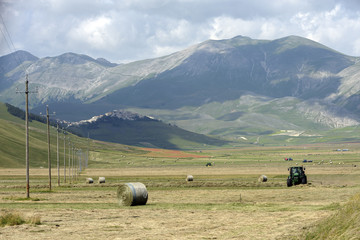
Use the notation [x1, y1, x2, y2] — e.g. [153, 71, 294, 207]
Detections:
[0, 102, 228, 169]
[67, 112, 230, 150]
[0, 102, 92, 168]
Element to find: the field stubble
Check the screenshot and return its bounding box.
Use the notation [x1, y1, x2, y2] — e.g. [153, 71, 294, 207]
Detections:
[1, 143, 360, 239]
[1, 163, 360, 239]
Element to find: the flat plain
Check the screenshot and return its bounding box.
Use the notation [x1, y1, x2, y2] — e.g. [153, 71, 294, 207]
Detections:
[1, 143, 360, 239]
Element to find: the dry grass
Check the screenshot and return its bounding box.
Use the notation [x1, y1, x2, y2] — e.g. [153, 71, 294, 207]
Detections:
[0, 211, 41, 227]
[1, 142, 360, 239]
[0, 164, 359, 239]
[301, 193, 360, 240]
[0, 212, 25, 227]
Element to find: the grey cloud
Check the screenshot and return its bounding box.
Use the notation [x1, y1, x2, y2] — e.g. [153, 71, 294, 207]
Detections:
[1, 0, 360, 63]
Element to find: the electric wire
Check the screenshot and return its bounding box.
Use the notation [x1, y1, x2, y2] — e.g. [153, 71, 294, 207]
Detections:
[0, 13, 27, 73]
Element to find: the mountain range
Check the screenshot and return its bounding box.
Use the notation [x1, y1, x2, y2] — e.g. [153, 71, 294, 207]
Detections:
[1, 35, 360, 142]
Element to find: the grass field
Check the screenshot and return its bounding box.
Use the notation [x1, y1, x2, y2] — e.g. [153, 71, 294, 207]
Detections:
[1, 102, 360, 239]
[1, 143, 360, 239]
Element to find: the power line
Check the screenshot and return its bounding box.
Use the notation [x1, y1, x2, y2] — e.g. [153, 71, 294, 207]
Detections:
[0, 14, 17, 52]
[0, 13, 27, 73]
[0, 21, 13, 54]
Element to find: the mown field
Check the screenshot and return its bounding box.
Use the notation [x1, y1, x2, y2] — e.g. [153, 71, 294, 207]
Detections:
[1, 143, 360, 239]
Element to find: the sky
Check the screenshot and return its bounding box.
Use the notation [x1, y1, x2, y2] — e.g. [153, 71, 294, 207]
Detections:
[1, 0, 360, 63]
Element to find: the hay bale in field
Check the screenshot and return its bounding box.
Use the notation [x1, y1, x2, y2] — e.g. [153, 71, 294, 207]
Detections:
[258, 175, 267, 182]
[86, 178, 94, 184]
[98, 177, 105, 184]
[117, 182, 148, 206]
[186, 175, 193, 181]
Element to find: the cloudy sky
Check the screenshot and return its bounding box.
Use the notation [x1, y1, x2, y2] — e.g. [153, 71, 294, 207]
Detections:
[1, 0, 360, 63]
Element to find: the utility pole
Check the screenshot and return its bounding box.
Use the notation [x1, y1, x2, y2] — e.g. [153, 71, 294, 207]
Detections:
[86, 133, 90, 169]
[46, 105, 51, 191]
[68, 137, 71, 183]
[72, 145, 75, 182]
[63, 130, 66, 183]
[16, 74, 36, 198]
[79, 149, 82, 175]
[25, 77, 29, 198]
[57, 124, 60, 186]
[76, 150, 79, 180]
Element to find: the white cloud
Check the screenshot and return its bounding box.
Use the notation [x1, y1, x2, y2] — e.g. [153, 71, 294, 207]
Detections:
[354, 38, 360, 55]
[1, 0, 360, 62]
[290, 4, 360, 55]
[209, 16, 257, 40]
[259, 19, 285, 39]
[69, 16, 113, 49]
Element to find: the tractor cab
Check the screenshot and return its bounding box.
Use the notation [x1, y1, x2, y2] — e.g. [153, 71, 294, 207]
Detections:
[291, 166, 301, 175]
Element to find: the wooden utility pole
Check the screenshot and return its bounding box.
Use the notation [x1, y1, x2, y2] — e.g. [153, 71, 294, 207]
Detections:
[17, 74, 34, 198]
[46, 105, 51, 191]
[25, 76, 30, 198]
[79, 149, 82, 172]
[72, 145, 74, 182]
[86, 133, 89, 169]
[57, 124, 60, 186]
[63, 131, 66, 183]
[68, 137, 71, 183]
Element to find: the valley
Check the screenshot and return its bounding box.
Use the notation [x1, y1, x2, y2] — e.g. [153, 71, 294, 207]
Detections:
[1, 35, 360, 239]
[1, 143, 360, 239]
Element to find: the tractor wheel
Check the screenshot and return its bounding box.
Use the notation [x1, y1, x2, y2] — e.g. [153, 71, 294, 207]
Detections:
[287, 178, 293, 187]
[302, 175, 307, 184]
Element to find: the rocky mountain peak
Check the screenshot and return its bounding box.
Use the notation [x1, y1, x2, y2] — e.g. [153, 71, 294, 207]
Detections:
[0, 50, 38, 73]
[54, 52, 96, 65]
[104, 110, 148, 120]
[70, 110, 155, 127]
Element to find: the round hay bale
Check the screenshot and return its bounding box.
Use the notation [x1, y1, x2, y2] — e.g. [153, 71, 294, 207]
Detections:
[98, 177, 105, 184]
[117, 182, 148, 206]
[86, 178, 94, 184]
[186, 175, 193, 181]
[258, 175, 267, 182]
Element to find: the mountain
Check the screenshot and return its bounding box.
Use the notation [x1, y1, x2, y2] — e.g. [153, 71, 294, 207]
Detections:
[0, 50, 38, 91]
[0, 51, 119, 107]
[99, 36, 355, 108]
[1, 35, 360, 140]
[67, 110, 229, 149]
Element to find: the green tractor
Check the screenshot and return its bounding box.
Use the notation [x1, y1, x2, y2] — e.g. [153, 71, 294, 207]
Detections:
[287, 166, 307, 187]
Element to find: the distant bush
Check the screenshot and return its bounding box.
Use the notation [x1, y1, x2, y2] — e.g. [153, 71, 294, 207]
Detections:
[0, 212, 41, 227]
[0, 212, 25, 227]
[5, 103, 26, 120]
[5, 103, 62, 127]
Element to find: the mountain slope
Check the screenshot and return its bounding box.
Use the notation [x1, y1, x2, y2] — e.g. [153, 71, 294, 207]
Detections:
[98, 35, 355, 109]
[0, 48, 193, 108]
[0, 50, 38, 91]
[1, 35, 360, 140]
